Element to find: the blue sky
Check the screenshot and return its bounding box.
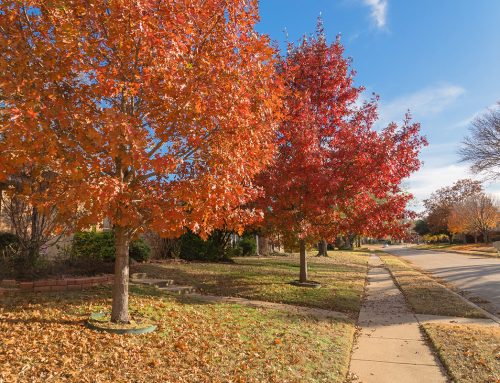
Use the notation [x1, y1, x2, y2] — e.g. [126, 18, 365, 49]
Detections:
[257, 0, 500, 210]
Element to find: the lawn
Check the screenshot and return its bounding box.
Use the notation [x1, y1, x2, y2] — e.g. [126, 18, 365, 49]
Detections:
[132, 251, 369, 315]
[0, 286, 356, 383]
[379, 253, 486, 318]
[422, 323, 500, 383]
[415, 243, 499, 258]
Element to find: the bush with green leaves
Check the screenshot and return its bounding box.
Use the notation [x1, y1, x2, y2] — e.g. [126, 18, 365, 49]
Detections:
[71, 231, 151, 263]
[129, 238, 151, 262]
[179, 231, 230, 262]
[238, 234, 256, 256]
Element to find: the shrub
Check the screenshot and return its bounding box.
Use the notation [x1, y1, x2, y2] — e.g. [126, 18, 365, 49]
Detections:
[226, 246, 243, 257]
[129, 238, 151, 262]
[71, 231, 115, 262]
[238, 234, 256, 256]
[71, 231, 150, 263]
[179, 230, 233, 262]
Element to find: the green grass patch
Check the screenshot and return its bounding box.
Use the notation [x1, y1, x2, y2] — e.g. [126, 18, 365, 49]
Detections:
[133, 251, 369, 314]
[380, 254, 486, 318]
[423, 323, 500, 383]
[0, 287, 355, 382]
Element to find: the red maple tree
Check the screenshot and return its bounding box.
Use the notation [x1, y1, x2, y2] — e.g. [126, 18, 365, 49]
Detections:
[0, 0, 281, 322]
[258, 24, 426, 282]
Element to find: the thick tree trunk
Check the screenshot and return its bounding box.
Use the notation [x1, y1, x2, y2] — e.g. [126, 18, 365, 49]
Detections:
[258, 235, 270, 256]
[344, 235, 352, 250]
[111, 226, 131, 323]
[317, 239, 328, 256]
[299, 239, 307, 282]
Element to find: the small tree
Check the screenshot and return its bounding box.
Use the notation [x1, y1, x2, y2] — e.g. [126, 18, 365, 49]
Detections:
[459, 104, 500, 180]
[0, 171, 68, 264]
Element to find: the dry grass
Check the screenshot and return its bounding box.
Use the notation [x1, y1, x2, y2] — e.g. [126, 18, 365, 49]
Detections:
[133, 251, 369, 315]
[0, 286, 355, 383]
[415, 243, 499, 257]
[423, 323, 500, 383]
[380, 254, 486, 318]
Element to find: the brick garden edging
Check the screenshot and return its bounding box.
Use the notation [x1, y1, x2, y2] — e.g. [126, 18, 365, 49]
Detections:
[0, 275, 114, 296]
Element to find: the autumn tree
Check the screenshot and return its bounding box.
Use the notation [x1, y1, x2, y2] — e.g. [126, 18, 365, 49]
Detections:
[258, 24, 425, 283]
[447, 202, 470, 242]
[0, 0, 280, 322]
[459, 103, 500, 180]
[423, 179, 483, 242]
[449, 193, 499, 243]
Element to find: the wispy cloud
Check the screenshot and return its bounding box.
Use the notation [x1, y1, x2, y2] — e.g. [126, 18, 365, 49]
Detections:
[363, 0, 388, 29]
[378, 84, 465, 125]
[454, 101, 500, 129]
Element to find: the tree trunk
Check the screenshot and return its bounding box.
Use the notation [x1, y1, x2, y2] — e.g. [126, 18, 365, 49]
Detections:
[111, 226, 131, 323]
[255, 234, 260, 256]
[317, 239, 328, 256]
[345, 235, 352, 250]
[299, 239, 307, 283]
[258, 235, 270, 256]
[29, 206, 40, 259]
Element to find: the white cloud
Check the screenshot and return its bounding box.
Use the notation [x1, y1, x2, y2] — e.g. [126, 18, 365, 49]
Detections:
[378, 84, 465, 126]
[405, 163, 500, 212]
[364, 0, 388, 29]
[454, 102, 500, 129]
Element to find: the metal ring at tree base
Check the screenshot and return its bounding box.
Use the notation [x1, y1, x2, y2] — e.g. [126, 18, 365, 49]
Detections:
[85, 312, 157, 335]
[289, 280, 322, 288]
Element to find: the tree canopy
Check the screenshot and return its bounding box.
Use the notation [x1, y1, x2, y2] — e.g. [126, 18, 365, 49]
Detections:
[0, 0, 281, 322]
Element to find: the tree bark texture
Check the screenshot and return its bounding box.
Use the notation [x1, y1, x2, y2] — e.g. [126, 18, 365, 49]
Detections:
[299, 239, 307, 282]
[258, 235, 270, 256]
[317, 239, 328, 256]
[111, 226, 131, 323]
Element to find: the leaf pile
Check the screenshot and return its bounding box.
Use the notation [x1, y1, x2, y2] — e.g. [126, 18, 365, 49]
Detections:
[0, 288, 355, 382]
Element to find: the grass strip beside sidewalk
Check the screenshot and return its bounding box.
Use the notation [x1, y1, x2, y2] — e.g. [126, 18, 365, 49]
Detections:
[379, 253, 486, 318]
[414, 243, 499, 258]
[422, 323, 500, 383]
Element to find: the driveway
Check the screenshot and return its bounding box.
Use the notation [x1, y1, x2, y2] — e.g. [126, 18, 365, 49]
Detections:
[385, 246, 500, 315]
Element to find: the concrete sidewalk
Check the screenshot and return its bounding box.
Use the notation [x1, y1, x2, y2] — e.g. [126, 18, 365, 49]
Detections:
[349, 255, 447, 383]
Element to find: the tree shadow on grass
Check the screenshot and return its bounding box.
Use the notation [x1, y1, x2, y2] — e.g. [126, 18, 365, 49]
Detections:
[0, 317, 84, 326]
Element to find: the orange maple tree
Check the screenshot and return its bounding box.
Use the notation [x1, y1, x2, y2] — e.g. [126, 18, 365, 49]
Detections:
[0, 0, 281, 322]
